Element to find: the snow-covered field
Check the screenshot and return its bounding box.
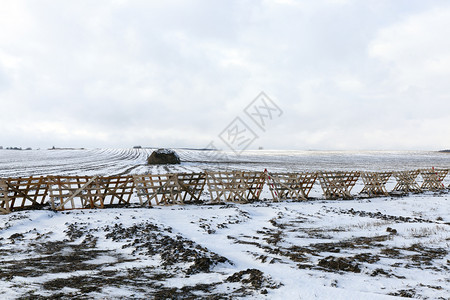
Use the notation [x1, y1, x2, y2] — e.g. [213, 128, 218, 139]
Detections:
[1, 148, 450, 177]
[0, 149, 449, 299]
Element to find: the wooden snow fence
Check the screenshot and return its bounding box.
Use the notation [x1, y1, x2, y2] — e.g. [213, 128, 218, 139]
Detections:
[0, 167, 449, 214]
[48, 176, 105, 210]
[48, 175, 137, 210]
[98, 175, 135, 206]
[176, 172, 207, 202]
[0, 176, 48, 214]
[392, 170, 422, 194]
[317, 171, 360, 199]
[206, 171, 265, 203]
[241, 171, 266, 201]
[0, 179, 10, 214]
[420, 168, 448, 191]
[266, 171, 317, 201]
[360, 172, 392, 197]
[133, 172, 206, 206]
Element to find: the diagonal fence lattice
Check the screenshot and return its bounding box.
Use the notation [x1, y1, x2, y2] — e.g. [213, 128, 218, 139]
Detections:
[48, 176, 104, 211]
[97, 175, 136, 206]
[317, 171, 360, 200]
[0, 176, 48, 213]
[360, 172, 392, 197]
[266, 171, 317, 201]
[206, 171, 265, 203]
[133, 172, 206, 206]
[0, 180, 10, 214]
[176, 172, 207, 203]
[241, 171, 266, 201]
[134, 174, 184, 206]
[392, 170, 422, 194]
[420, 168, 448, 191]
[0, 167, 449, 213]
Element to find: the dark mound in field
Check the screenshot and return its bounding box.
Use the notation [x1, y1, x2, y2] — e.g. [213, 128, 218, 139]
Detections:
[147, 148, 181, 164]
[318, 256, 361, 273]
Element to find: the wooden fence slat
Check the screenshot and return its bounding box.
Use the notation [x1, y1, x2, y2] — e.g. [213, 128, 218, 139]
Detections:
[242, 171, 266, 201]
[99, 175, 135, 206]
[0, 179, 10, 214]
[0, 177, 48, 212]
[48, 176, 104, 211]
[133, 174, 186, 206]
[206, 171, 245, 203]
[360, 172, 392, 197]
[392, 170, 422, 194]
[266, 171, 317, 201]
[176, 172, 207, 202]
[420, 168, 448, 191]
[206, 171, 264, 203]
[317, 171, 360, 200]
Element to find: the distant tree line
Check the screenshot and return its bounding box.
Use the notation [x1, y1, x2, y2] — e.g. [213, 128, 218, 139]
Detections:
[0, 146, 32, 150]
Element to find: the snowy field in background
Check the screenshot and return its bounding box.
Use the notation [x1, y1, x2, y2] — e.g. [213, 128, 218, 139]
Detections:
[1, 148, 450, 178]
[0, 149, 449, 299]
[1, 148, 450, 200]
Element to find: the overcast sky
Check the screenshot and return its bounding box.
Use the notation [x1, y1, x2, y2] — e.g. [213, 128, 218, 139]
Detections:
[1, 0, 449, 151]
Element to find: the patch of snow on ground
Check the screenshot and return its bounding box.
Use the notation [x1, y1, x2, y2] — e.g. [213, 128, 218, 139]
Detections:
[1, 149, 449, 298]
[0, 194, 449, 299]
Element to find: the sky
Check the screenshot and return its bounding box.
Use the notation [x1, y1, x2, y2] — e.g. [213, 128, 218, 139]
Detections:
[0, 0, 449, 151]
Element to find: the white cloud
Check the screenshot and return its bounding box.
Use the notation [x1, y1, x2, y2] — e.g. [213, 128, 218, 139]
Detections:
[369, 6, 450, 90]
[0, 0, 449, 150]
